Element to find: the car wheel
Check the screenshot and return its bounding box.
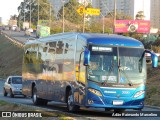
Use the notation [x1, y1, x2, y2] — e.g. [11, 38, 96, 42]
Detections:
[10, 89, 14, 98]
[67, 90, 79, 112]
[32, 86, 41, 105]
[3, 88, 7, 96]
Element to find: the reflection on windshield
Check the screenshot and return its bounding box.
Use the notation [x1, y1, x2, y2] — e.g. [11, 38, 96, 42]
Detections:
[87, 46, 146, 86]
[12, 77, 22, 84]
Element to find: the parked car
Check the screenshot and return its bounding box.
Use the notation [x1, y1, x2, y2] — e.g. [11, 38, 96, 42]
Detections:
[3, 76, 25, 98]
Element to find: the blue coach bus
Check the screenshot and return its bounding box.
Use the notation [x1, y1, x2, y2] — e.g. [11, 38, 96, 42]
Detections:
[22, 32, 158, 113]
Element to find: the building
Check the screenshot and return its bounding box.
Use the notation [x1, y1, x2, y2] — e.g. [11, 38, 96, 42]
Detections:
[150, 0, 160, 28]
[92, 0, 150, 20]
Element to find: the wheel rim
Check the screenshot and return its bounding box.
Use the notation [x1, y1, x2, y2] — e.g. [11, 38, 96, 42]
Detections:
[68, 94, 73, 111]
[33, 88, 37, 103]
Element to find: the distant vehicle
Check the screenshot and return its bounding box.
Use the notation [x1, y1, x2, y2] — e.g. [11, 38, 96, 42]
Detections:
[11, 25, 17, 31]
[24, 28, 33, 36]
[4, 26, 9, 31]
[36, 25, 50, 38]
[3, 76, 25, 98]
[15, 27, 20, 32]
[23, 22, 29, 30]
[22, 32, 158, 113]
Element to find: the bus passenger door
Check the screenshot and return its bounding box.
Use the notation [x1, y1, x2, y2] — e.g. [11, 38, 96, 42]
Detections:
[75, 39, 86, 105]
[76, 52, 86, 105]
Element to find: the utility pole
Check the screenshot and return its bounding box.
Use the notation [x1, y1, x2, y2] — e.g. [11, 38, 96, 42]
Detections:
[24, 0, 25, 22]
[30, 0, 32, 28]
[50, 3, 51, 28]
[38, 0, 39, 25]
[83, 0, 86, 33]
[103, 15, 104, 34]
[113, 0, 117, 34]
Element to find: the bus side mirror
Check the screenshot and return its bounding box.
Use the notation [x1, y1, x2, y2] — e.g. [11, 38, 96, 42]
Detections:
[145, 50, 158, 68]
[84, 48, 90, 66]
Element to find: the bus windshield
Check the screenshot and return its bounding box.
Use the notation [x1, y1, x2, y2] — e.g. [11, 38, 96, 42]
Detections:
[87, 46, 146, 86]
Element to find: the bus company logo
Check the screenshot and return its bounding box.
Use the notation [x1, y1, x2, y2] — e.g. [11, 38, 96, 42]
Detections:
[2, 112, 11, 117]
[104, 91, 116, 94]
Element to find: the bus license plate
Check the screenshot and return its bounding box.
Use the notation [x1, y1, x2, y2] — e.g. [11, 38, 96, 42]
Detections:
[113, 100, 123, 105]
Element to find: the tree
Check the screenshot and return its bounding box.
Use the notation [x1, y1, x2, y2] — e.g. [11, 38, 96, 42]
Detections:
[58, 0, 83, 24]
[10, 15, 17, 20]
[17, 0, 54, 27]
[135, 11, 145, 20]
[106, 11, 132, 20]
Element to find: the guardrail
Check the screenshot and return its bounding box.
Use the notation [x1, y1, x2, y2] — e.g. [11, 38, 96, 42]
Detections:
[1, 32, 24, 48]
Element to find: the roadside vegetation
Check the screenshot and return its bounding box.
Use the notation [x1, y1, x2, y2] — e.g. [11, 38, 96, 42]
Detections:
[0, 100, 77, 119]
[0, 33, 160, 108]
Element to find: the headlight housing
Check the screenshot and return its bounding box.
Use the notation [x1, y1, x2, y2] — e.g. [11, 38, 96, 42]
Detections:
[88, 88, 102, 96]
[134, 90, 145, 98]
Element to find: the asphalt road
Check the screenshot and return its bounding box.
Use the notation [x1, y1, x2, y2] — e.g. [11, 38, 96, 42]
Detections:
[2, 30, 36, 43]
[0, 80, 160, 120]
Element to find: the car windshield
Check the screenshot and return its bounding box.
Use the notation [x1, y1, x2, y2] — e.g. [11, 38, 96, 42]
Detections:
[12, 77, 22, 84]
[87, 46, 146, 86]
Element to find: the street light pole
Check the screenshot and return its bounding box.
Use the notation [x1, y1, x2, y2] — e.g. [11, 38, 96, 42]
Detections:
[113, 0, 117, 34]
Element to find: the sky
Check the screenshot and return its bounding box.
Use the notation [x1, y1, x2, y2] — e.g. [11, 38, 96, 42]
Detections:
[0, 0, 23, 25]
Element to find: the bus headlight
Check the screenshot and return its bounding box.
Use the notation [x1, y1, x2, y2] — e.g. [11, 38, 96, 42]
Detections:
[134, 90, 145, 98]
[88, 88, 102, 96]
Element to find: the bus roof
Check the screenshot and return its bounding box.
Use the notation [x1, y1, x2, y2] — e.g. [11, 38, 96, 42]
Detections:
[80, 33, 143, 47]
[26, 32, 144, 48]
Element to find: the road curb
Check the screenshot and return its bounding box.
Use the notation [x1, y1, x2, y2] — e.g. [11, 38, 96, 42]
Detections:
[145, 105, 160, 110]
[1, 31, 24, 48]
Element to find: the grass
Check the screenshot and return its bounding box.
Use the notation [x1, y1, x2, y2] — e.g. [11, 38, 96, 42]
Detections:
[0, 100, 78, 119]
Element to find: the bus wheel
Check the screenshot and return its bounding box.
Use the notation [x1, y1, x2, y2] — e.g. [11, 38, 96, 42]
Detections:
[67, 91, 79, 112]
[32, 86, 41, 105]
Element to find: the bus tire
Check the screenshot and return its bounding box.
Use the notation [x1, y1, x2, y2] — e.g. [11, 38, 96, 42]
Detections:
[67, 90, 80, 112]
[32, 86, 41, 105]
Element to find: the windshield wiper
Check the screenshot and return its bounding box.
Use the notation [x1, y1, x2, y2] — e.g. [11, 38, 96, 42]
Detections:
[118, 58, 133, 86]
[102, 60, 115, 85]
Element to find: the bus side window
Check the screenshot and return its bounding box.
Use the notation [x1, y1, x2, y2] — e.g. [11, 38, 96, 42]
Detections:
[48, 42, 56, 53]
[64, 43, 69, 54]
[56, 41, 64, 54]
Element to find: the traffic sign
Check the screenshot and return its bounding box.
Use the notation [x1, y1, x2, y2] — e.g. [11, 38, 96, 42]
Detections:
[86, 8, 100, 16]
[76, 6, 85, 16]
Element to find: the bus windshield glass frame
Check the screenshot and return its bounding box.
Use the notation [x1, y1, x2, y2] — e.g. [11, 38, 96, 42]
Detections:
[87, 45, 146, 86]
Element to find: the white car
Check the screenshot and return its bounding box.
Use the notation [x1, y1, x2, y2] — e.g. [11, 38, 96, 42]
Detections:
[3, 76, 25, 98]
[25, 28, 33, 36]
[11, 25, 17, 31]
